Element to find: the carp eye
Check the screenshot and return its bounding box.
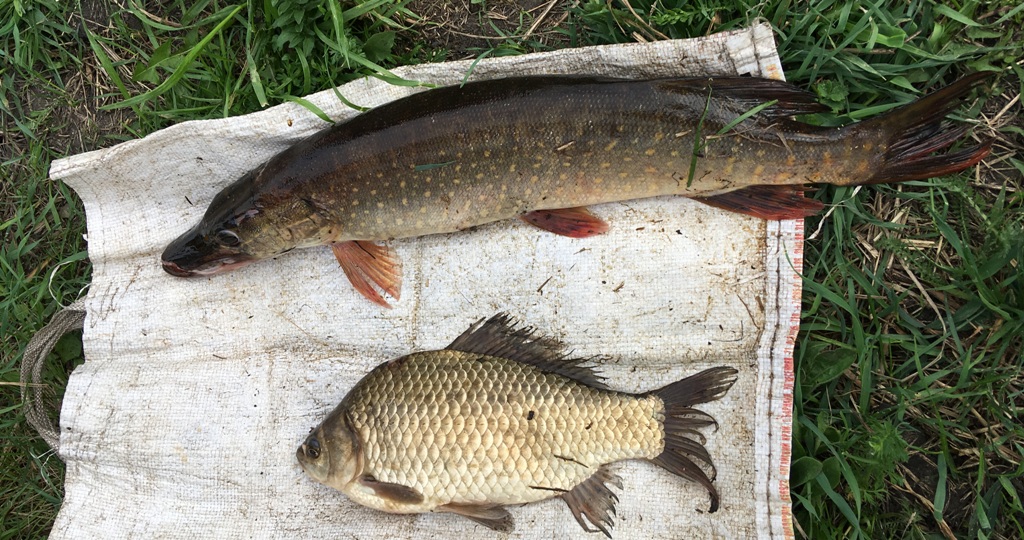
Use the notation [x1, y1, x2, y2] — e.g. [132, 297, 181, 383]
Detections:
[305, 438, 321, 459]
[216, 229, 240, 247]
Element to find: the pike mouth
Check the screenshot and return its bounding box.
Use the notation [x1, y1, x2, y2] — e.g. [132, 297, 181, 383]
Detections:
[161, 257, 255, 277]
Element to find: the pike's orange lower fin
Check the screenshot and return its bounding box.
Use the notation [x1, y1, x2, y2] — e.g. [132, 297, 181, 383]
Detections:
[520, 207, 609, 238]
[865, 141, 992, 185]
[331, 240, 402, 308]
[692, 185, 824, 220]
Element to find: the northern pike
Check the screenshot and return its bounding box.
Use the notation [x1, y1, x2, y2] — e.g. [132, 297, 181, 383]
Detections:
[296, 313, 738, 535]
[162, 73, 992, 306]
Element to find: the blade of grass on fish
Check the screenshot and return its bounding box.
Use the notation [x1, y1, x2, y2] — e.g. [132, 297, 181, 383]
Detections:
[685, 86, 712, 188]
[414, 161, 456, 172]
[108, 4, 244, 110]
[715, 99, 779, 136]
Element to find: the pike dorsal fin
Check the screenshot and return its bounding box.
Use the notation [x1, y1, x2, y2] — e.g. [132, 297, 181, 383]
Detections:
[656, 77, 829, 120]
[447, 313, 609, 390]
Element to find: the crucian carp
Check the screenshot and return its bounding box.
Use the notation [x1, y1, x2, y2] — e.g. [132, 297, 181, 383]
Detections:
[162, 73, 992, 306]
[296, 313, 738, 535]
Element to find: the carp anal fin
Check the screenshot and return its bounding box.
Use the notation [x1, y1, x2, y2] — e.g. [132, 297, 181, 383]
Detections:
[560, 465, 623, 538]
[447, 313, 610, 390]
[357, 474, 424, 504]
[691, 185, 824, 220]
[520, 207, 609, 238]
[438, 502, 514, 532]
[331, 241, 402, 308]
[647, 366, 738, 513]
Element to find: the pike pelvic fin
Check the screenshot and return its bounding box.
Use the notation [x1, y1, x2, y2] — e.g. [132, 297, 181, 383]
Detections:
[560, 465, 623, 538]
[858, 72, 993, 185]
[691, 185, 824, 220]
[647, 366, 738, 513]
[520, 207, 610, 238]
[438, 502, 514, 532]
[331, 241, 402, 308]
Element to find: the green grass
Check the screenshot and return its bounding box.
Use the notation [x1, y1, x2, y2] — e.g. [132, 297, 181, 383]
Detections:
[2, 0, 1022, 538]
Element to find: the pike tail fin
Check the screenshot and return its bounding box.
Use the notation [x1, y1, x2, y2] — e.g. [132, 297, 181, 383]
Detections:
[858, 72, 992, 185]
[647, 366, 738, 513]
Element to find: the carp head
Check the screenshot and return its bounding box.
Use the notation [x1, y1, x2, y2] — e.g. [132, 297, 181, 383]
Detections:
[297, 408, 363, 490]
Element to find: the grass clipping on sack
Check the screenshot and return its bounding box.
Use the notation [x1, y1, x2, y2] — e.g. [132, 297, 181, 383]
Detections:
[2, 0, 1023, 538]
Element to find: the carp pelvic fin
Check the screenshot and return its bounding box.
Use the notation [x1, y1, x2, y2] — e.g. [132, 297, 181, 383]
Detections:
[560, 465, 623, 538]
[331, 241, 402, 308]
[438, 502, 514, 533]
[691, 185, 824, 220]
[447, 313, 610, 390]
[520, 207, 610, 238]
[648, 366, 738, 513]
[357, 474, 424, 504]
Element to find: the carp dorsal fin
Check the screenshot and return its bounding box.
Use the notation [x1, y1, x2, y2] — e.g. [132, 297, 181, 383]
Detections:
[437, 502, 514, 532]
[691, 185, 824, 220]
[560, 465, 623, 538]
[446, 313, 609, 390]
[520, 207, 610, 238]
[357, 474, 424, 504]
[656, 77, 829, 119]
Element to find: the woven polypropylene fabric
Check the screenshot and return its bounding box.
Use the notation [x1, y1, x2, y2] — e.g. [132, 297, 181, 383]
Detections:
[47, 24, 798, 539]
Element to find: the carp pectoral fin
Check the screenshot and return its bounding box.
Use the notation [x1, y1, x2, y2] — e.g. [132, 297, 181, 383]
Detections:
[691, 185, 824, 220]
[560, 465, 623, 538]
[520, 207, 609, 238]
[357, 474, 423, 504]
[437, 502, 514, 533]
[331, 241, 402, 308]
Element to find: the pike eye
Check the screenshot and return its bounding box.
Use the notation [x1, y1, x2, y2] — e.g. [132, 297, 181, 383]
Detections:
[305, 438, 321, 459]
[216, 230, 240, 247]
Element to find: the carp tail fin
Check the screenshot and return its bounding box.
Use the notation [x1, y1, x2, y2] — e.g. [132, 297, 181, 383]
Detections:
[647, 366, 738, 513]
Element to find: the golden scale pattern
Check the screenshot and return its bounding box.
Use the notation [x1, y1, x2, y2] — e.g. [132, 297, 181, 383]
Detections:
[346, 351, 664, 505]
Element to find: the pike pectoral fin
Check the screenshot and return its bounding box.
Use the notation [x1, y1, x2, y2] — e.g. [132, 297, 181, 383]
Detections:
[692, 185, 824, 220]
[560, 465, 623, 538]
[437, 502, 514, 532]
[520, 207, 609, 238]
[358, 474, 424, 504]
[331, 241, 402, 308]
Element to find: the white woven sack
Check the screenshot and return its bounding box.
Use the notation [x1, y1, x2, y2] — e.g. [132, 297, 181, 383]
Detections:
[48, 23, 798, 539]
